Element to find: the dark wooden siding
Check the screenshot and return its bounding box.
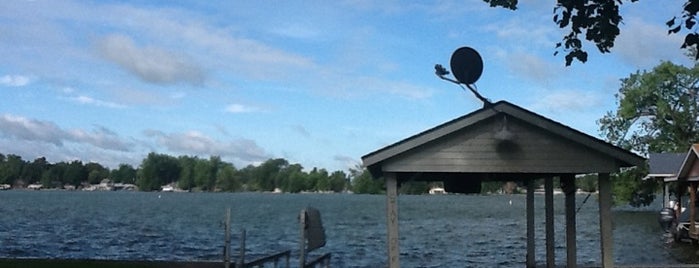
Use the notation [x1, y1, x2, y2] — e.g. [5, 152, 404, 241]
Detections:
[382, 117, 619, 174]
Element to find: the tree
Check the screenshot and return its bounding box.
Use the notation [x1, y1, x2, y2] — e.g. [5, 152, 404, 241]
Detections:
[484, 0, 699, 65]
[599, 60, 699, 206]
[216, 163, 241, 192]
[63, 160, 87, 186]
[42, 162, 66, 187]
[252, 158, 288, 191]
[20, 157, 48, 185]
[328, 170, 348, 193]
[0, 154, 24, 185]
[349, 166, 383, 194]
[85, 162, 109, 184]
[177, 155, 197, 190]
[111, 164, 136, 184]
[137, 152, 180, 191]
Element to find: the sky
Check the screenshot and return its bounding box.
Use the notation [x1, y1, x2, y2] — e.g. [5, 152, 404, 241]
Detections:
[0, 0, 694, 173]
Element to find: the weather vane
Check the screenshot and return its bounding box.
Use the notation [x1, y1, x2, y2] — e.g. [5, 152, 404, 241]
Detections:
[435, 47, 491, 107]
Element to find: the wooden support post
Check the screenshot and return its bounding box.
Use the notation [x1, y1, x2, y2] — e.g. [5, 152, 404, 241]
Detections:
[677, 182, 684, 220]
[526, 178, 535, 268]
[545, 177, 555, 268]
[690, 182, 697, 238]
[561, 174, 577, 268]
[385, 172, 400, 268]
[598, 173, 613, 268]
[664, 182, 670, 208]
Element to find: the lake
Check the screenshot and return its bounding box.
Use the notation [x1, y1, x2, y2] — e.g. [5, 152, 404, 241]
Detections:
[0, 191, 697, 267]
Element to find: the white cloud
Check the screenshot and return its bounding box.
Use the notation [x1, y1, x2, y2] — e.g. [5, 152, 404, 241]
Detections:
[530, 90, 603, 113]
[144, 129, 270, 163]
[225, 103, 263, 113]
[291, 124, 311, 138]
[615, 17, 691, 68]
[97, 34, 206, 85]
[71, 95, 126, 109]
[0, 114, 65, 145]
[0, 114, 133, 151]
[0, 75, 31, 87]
[504, 52, 559, 84]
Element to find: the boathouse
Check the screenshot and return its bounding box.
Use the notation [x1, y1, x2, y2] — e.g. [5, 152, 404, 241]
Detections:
[675, 144, 699, 241]
[361, 101, 645, 268]
[646, 152, 685, 208]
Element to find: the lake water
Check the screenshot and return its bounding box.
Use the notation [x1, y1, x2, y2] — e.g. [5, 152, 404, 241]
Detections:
[0, 191, 697, 267]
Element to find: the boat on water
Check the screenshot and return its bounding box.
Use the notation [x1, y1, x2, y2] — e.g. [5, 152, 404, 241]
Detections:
[660, 201, 699, 244]
[0, 184, 10, 190]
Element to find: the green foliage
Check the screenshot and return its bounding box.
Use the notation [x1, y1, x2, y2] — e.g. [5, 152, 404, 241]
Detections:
[349, 166, 383, 194]
[137, 153, 180, 191]
[577, 174, 598, 193]
[399, 180, 430, 195]
[483, 0, 699, 65]
[480, 181, 503, 194]
[0, 151, 349, 194]
[85, 162, 109, 184]
[216, 163, 241, 192]
[110, 164, 136, 184]
[599, 60, 699, 206]
[64, 160, 87, 186]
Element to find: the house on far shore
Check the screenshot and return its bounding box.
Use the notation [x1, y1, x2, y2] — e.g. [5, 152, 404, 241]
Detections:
[27, 183, 42, 190]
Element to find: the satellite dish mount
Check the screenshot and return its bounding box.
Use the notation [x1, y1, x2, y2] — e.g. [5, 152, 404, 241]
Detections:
[435, 47, 491, 107]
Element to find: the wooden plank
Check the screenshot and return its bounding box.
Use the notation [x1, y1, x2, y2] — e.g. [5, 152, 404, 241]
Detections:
[385, 173, 400, 268]
[527, 178, 535, 268]
[598, 173, 613, 268]
[381, 118, 621, 174]
[545, 177, 555, 268]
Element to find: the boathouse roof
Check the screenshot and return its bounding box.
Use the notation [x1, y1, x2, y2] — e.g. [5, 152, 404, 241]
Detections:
[646, 152, 685, 181]
[362, 100, 645, 180]
[677, 144, 699, 181]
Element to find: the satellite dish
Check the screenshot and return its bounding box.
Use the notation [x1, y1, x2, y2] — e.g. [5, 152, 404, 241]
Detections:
[450, 47, 483, 85]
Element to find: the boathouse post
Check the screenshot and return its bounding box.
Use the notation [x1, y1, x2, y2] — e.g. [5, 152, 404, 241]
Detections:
[526, 178, 535, 268]
[385, 172, 400, 268]
[544, 176, 555, 268]
[598, 173, 613, 268]
[562, 174, 577, 268]
[690, 182, 697, 237]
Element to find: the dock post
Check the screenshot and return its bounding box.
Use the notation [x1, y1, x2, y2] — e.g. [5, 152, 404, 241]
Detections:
[562, 174, 576, 268]
[224, 208, 230, 268]
[598, 173, 613, 268]
[526, 178, 535, 268]
[545, 177, 555, 268]
[238, 229, 245, 268]
[385, 172, 400, 268]
[299, 209, 306, 268]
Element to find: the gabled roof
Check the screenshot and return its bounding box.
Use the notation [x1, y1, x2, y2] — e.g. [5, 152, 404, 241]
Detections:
[646, 153, 685, 181]
[362, 100, 645, 177]
[676, 144, 699, 181]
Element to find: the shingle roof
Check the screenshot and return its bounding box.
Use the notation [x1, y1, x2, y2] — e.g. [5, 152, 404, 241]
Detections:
[648, 153, 685, 176]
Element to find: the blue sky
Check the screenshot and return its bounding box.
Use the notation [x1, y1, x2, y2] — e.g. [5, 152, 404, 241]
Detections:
[0, 0, 693, 172]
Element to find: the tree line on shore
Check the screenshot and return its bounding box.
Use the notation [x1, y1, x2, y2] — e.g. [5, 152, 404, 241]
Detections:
[0, 151, 604, 196]
[0, 152, 376, 193]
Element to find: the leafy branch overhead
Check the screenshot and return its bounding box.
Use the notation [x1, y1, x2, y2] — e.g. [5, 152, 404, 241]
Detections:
[483, 0, 699, 66]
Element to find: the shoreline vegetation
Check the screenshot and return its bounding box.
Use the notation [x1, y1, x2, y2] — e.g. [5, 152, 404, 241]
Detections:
[0, 152, 601, 195]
